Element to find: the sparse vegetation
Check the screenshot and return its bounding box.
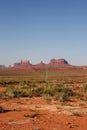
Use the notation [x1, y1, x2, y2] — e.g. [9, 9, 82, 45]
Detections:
[0, 80, 75, 101]
[43, 84, 74, 102]
[0, 69, 87, 130]
[0, 70, 87, 103]
[4, 86, 25, 98]
[83, 83, 87, 91]
[72, 112, 82, 117]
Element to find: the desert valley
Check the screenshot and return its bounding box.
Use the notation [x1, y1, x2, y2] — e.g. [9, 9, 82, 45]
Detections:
[0, 59, 87, 130]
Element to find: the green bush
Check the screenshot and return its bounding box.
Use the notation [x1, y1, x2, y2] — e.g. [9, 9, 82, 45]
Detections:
[0, 80, 19, 86]
[44, 87, 55, 97]
[44, 84, 74, 102]
[26, 87, 44, 97]
[5, 87, 25, 98]
[22, 85, 73, 101]
[54, 92, 70, 101]
[38, 80, 46, 84]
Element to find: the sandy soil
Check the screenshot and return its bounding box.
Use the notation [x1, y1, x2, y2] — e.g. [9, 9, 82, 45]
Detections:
[0, 97, 87, 130]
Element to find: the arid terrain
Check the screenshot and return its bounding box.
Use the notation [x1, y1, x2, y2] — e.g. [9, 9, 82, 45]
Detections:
[0, 66, 87, 130]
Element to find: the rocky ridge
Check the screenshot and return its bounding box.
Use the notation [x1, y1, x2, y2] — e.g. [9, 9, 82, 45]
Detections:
[13, 59, 70, 68]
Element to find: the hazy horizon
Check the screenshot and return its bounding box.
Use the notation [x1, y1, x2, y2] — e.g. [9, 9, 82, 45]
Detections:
[0, 0, 87, 66]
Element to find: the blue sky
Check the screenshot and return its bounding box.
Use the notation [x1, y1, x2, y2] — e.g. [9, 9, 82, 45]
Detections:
[0, 0, 87, 66]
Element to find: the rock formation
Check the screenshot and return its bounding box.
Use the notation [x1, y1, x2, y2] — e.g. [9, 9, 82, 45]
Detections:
[13, 58, 70, 68]
[14, 60, 32, 68]
[48, 59, 69, 67]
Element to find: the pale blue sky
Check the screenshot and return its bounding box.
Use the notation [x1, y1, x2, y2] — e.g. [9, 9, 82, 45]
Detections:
[0, 0, 87, 66]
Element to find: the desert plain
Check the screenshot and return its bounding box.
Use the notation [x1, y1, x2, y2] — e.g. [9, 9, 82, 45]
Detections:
[0, 67, 87, 130]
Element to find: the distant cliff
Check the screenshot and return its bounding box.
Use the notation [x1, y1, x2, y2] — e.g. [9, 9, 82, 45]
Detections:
[48, 59, 69, 67]
[14, 60, 32, 68]
[0, 65, 5, 69]
[13, 58, 70, 68]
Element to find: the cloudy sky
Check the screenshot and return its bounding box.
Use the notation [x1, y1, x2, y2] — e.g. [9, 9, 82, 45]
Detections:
[0, 0, 87, 66]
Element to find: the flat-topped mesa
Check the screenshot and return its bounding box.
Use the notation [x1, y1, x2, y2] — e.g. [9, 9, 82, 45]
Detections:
[14, 60, 32, 68]
[57, 59, 68, 64]
[13, 58, 70, 68]
[48, 59, 69, 67]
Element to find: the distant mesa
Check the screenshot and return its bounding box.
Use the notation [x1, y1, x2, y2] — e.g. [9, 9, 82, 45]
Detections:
[48, 59, 69, 67]
[0, 65, 5, 69]
[1, 59, 87, 70]
[13, 58, 70, 68]
[14, 60, 32, 68]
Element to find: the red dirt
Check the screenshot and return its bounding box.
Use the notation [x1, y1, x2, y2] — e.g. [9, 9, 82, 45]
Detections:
[0, 97, 87, 130]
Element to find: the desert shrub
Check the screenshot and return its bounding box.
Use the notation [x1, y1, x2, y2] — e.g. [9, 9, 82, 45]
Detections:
[0, 92, 6, 99]
[72, 112, 82, 117]
[55, 87, 74, 101]
[62, 87, 74, 96]
[38, 80, 46, 84]
[0, 80, 19, 88]
[0, 80, 19, 86]
[19, 80, 32, 89]
[14, 89, 25, 97]
[20, 80, 31, 86]
[43, 84, 74, 102]
[25, 87, 44, 97]
[7, 80, 19, 85]
[23, 89, 34, 98]
[44, 87, 54, 97]
[5, 87, 15, 98]
[0, 81, 7, 87]
[5, 87, 25, 98]
[83, 83, 87, 91]
[45, 83, 73, 93]
[54, 92, 70, 101]
[22, 82, 37, 89]
[0, 106, 4, 113]
[31, 82, 37, 88]
[33, 87, 44, 97]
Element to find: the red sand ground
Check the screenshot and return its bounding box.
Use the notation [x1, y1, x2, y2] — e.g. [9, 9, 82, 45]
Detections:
[0, 97, 87, 130]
